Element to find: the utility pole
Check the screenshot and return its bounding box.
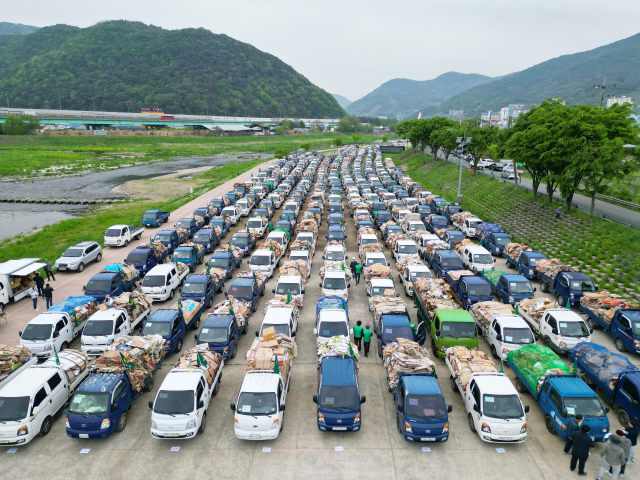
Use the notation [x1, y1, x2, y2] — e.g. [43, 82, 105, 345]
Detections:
[1, 92, 9, 108]
[459, 109, 464, 125]
[58, 97, 62, 110]
[126, 101, 130, 113]
[474, 103, 482, 126]
[88, 98, 95, 111]
[594, 75, 607, 108]
[455, 127, 469, 204]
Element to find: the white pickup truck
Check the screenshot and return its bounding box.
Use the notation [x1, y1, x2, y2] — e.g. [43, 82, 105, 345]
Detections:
[358, 234, 379, 246]
[519, 307, 591, 355]
[272, 274, 305, 304]
[475, 314, 536, 361]
[236, 199, 252, 217]
[414, 233, 440, 259]
[249, 249, 280, 278]
[150, 362, 223, 439]
[459, 216, 482, 238]
[314, 308, 352, 346]
[393, 239, 419, 262]
[221, 206, 241, 225]
[141, 264, 189, 302]
[363, 252, 388, 277]
[103, 225, 144, 248]
[295, 232, 316, 250]
[81, 307, 151, 356]
[247, 216, 268, 238]
[324, 244, 346, 264]
[258, 305, 298, 339]
[266, 231, 289, 251]
[20, 311, 88, 359]
[288, 250, 312, 276]
[400, 264, 433, 296]
[460, 244, 495, 273]
[321, 270, 350, 302]
[367, 278, 397, 308]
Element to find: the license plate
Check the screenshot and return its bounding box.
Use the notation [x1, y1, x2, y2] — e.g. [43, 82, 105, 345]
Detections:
[0, 440, 10, 444]
[164, 433, 179, 437]
[90, 350, 101, 354]
[499, 437, 513, 441]
[250, 434, 261, 439]
[421, 438, 436, 441]
[79, 434, 89, 439]
[333, 427, 347, 431]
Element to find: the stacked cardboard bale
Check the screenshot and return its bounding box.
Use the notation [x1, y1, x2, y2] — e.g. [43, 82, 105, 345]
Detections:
[193, 216, 205, 227]
[101, 264, 139, 283]
[316, 336, 359, 367]
[454, 239, 475, 255]
[579, 291, 637, 324]
[425, 241, 450, 258]
[212, 226, 223, 237]
[236, 270, 268, 289]
[320, 262, 353, 280]
[287, 240, 315, 257]
[364, 264, 392, 285]
[476, 223, 504, 242]
[506, 344, 569, 393]
[206, 267, 228, 283]
[0, 345, 33, 381]
[212, 215, 232, 227]
[48, 296, 98, 327]
[302, 211, 322, 224]
[258, 240, 283, 259]
[295, 218, 319, 235]
[139, 240, 167, 258]
[358, 243, 383, 262]
[570, 342, 636, 392]
[357, 227, 375, 243]
[170, 300, 204, 327]
[279, 259, 309, 280]
[41, 349, 89, 383]
[175, 262, 189, 276]
[518, 298, 558, 323]
[535, 258, 581, 279]
[503, 243, 533, 262]
[175, 345, 222, 387]
[110, 291, 153, 318]
[173, 226, 190, 238]
[413, 278, 460, 317]
[308, 200, 324, 213]
[446, 347, 496, 390]
[386, 232, 408, 249]
[371, 297, 407, 322]
[382, 221, 398, 236]
[451, 211, 475, 226]
[471, 301, 514, 328]
[383, 338, 434, 389]
[216, 245, 244, 261]
[211, 298, 250, 330]
[395, 256, 423, 276]
[244, 327, 297, 381]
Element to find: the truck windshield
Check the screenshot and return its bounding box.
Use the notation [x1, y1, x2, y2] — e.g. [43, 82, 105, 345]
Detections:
[324, 278, 346, 290]
[199, 327, 229, 343]
[509, 282, 533, 294]
[468, 220, 481, 228]
[142, 275, 165, 287]
[142, 321, 172, 337]
[371, 286, 394, 296]
[483, 394, 524, 419]
[62, 248, 83, 257]
[503, 328, 534, 345]
[378, 213, 392, 220]
[237, 392, 277, 415]
[143, 212, 159, 219]
[262, 323, 290, 336]
[231, 237, 250, 246]
[69, 392, 110, 415]
[0, 396, 30, 421]
[318, 321, 348, 337]
[366, 257, 386, 267]
[126, 253, 148, 263]
[228, 285, 252, 298]
[83, 320, 114, 336]
[564, 397, 606, 417]
[276, 283, 301, 295]
[21, 323, 53, 341]
[320, 385, 359, 410]
[398, 244, 417, 254]
[433, 219, 447, 226]
[85, 279, 111, 291]
[405, 394, 447, 420]
[248, 221, 263, 229]
[326, 251, 345, 261]
[440, 322, 476, 338]
[105, 228, 123, 237]
[467, 284, 493, 297]
[250, 255, 270, 266]
[494, 236, 512, 246]
[194, 210, 208, 217]
[210, 200, 223, 207]
[155, 234, 172, 242]
[570, 280, 596, 292]
[473, 254, 493, 264]
[182, 282, 205, 294]
[209, 258, 230, 267]
[558, 321, 590, 337]
[409, 224, 425, 231]
[176, 221, 192, 229]
[361, 238, 377, 245]
[410, 271, 431, 281]
[440, 258, 463, 268]
[382, 326, 413, 342]
[211, 220, 225, 227]
[327, 232, 345, 240]
[193, 234, 211, 243]
[173, 250, 192, 260]
[154, 390, 194, 415]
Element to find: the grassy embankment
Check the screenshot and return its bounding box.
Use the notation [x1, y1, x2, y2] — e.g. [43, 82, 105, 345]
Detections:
[0, 133, 385, 177]
[395, 153, 640, 299]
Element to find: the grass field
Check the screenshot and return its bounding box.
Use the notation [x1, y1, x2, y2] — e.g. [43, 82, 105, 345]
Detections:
[397, 153, 640, 299]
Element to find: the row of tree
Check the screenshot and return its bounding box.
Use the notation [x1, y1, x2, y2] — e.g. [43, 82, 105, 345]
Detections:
[1, 115, 41, 135]
[396, 99, 640, 216]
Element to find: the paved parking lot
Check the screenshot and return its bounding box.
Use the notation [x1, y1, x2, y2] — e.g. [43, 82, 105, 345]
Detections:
[2, 155, 639, 480]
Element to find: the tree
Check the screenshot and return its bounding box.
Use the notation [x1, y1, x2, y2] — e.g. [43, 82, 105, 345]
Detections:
[467, 126, 499, 173]
[351, 133, 362, 144]
[423, 117, 457, 157]
[2, 115, 41, 135]
[298, 120, 305, 128]
[337, 115, 361, 133]
[382, 135, 388, 142]
[298, 142, 312, 151]
[429, 127, 460, 161]
[274, 148, 290, 158]
[333, 136, 344, 147]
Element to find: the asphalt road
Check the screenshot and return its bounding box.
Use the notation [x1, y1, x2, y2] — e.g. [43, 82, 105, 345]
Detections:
[1, 155, 639, 480]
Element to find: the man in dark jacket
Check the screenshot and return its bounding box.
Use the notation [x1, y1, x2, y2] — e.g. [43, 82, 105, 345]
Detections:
[349, 257, 357, 276]
[564, 414, 584, 453]
[570, 424, 594, 476]
[625, 420, 638, 463]
[34, 272, 45, 297]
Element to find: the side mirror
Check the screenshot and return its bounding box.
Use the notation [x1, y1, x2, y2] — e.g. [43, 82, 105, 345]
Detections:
[447, 405, 453, 413]
[32, 406, 41, 415]
[325, 236, 328, 239]
[312, 395, 318, 404]
[322, 255, 325, 259]
[632, 400, 639, 408]
[302, 288, 305, 294]
[533, 288, 537, 292]
[319, 283, 322, 288]
[82, 286, 85, 291]
[18, 331, 22, 337]
[396, 404, 402, 412]
[255, 330, 259, 337]
[313, 328, 318, 335]
[194, 334, 198, 342]
[280, 405, 286, 411]
[148, 401, 153, 409]
[360, 396, 366, 404]
[272, 289, 275, 294]
[605, 407, 610, 413]
[435, 330, 440, 337]
[496, 334, 502, 342]
[534, 334, 539, 342]
[524, 405, 530, 413]
[230, 403, 236, 411]
[198, 400, 205, 409]
[112, 403, 119, 411]
[562, 408, 568, 417]
[347, 284, 351, 288]
[473, 404, 480, 413]
[53, 331, 60, 338]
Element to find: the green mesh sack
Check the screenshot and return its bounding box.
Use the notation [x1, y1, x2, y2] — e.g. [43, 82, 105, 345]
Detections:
[507, 344, 569, 393]
[482, 270, 506, 287]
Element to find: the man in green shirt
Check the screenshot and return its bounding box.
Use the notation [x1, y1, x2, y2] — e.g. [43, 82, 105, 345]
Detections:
[354, 262, 362, 285]
[353, 321, 363, 350]
[362, 324, 373, 357]
[268, 221, 273, 232]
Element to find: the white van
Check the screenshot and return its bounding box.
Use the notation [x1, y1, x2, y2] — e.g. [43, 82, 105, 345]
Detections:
[321, 271, 350, 301]
[314, 308, 352, 346]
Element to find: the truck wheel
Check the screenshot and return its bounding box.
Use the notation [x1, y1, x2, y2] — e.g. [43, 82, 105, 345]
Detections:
[539, 282, 549, 293]
[615, 338, 626, 352]
[490, 345, 499, 359]
[145, 378, 155, 392]
[175, 339, 183, 353]
[198, 413, 206, 434]
[169, 289, 175, 300]
[260, 289, 264, 296]
[116, 412, 128, 432]
[467, 413, 477, 433]
[78, 263, 84, 272]
[213, 380, 220, 396]
[194, 317, 201, 330]
[124, 240, 129, 247]
[450, 377, 458, 393]
[59, 342, 68, 352]
[557, 294, 565, 307]
[545, 415, 556, 435]
[515, 378, 526, 394]
[397, 416, 402, 434]
[230, 344, 238, 359]
[543, 338, 552, 349]
[618, 408, 630, 426]
[96, 253, 102, 262]
[40, 416, 53, 436]
[190, 264, 195, 273]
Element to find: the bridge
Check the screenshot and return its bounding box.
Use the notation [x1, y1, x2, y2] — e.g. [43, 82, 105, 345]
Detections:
[0, 107, 340, 129]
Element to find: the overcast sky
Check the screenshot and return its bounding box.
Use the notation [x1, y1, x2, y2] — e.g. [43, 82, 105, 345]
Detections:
[4, 0, 640, 101]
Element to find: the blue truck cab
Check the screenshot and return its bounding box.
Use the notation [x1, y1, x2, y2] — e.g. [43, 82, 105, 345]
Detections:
[208, 198, 225, 216]
[210, 217, 230, 238]
[274, 220, 295, 237]
[394, 373, 451, 443]
[208, 251, 237, 276]
[371, 202, 387, 214]
[83, 267, 139, 303]
[280, 210, 297, 224]
[327, 213, 344, 230]
[308, 207, 323, 219]
[430, 198, 447, 215]
[415, 205, 432, 222]
[327, 225, 346, 244]
[357, 219, 375, 231]
[579, 307, 640, 354]
[174, 218, 198, 238]
[154, 229, 181, 254]
[442, 230, 466, 247]
[172, 245, 205, 273]
[141, 308, 198, 354]
[226, 277, 264, 313]
[224, 192, 240, 205]
[329, 202, 343, 215]
[234, 185, 247, 197]
[376, 211, 393, 230]
[540, 271, 596, 308]
[313, 356, 365, 432]
[230, 232, 256, 255]
[193, 207, 212, 224]
[483, 232, 512, 257]
[427, 215, 449, 234]
[181, 273, 217, 306]
[432, 250, 464, 279]
[142, 209, 170, 227]
[505, 250, 548, 280]
[125, 246, 165, 276]
[193, 227, 219, 254]
[494, 274, 535, 305]
[382, 224, 403, 242]
[445, 273, 494, 310]
[253, 208, 273, 221]
[195, 314, 242, 360]
[375, 314, 425, 358]
[443, 204, 462, 222]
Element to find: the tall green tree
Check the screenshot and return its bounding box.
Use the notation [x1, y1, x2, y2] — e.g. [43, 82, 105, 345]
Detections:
[333, 136, 343, 147]
[2, 115, 40, 135]
[351, 133, 362, 144]
[467, 126, 499, 173]
[423, 117, 457, 157]
[429, 126, 461, 161]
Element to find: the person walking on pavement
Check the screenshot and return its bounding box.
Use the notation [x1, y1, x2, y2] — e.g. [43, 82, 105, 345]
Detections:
[353, 321, 363, 350]
[349, 257, 357, 276]
[43, 259, 55, 281]
[30, 287, 39, 310]
[608, 430, 632, 477]
[34, 272, 45, 297]
[597, 434, 626, 480]
[354, 262, 362, 285]
[555, 206, 562, 220]
[565, 414, 584, 453]
[570, 424, 594, 476]
[362, 325, 372, 357]
[268, 221, 273, 232]
[624, 420, 638, 463]
[42, 284, 54, 310]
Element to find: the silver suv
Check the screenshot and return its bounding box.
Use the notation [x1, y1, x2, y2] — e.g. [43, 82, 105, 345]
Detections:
[54, 241, 103, 272]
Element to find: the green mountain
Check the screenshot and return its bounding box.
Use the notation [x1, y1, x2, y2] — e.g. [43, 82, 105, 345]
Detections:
[423, 32, 640, 118]
[332, 94, 352, 109]
[0, 22, 41, 35]
[0, 21, 344, 117]
[346, 72, 493, 119]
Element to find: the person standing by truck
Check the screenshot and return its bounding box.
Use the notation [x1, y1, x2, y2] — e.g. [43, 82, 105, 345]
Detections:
[362, 325, 372, 357]
[350, 257, 357, 277]
[597, 435, 625, 480]
[42, 283, 54, 309]
[564, 414, 584, 453]
[354, 262, 362, 285]
[625, 420, 638, 463]
[30, 287, 39, 310]
[43, 258, 56, 281]
[34, 272, 45, 297]
[569, 424, 594, 476]
[353, 321, 363, 350]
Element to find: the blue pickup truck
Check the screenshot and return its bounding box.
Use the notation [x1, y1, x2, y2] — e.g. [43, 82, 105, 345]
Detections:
[393, 373, 451, 443]
[195, 314, 243, 360]
[141, 306, 204, 353]
[441, 230, 466, 247]
[193, 227, 219, 253]
[226, 277, 264, 313]
[224, 192, 240, 205]
[313, 355, 365, 433]
[374, 313, 425, 358]
[443, 204, 463, 223]
[210, 217, 230, 238]
[181, 273, 219, 306]
[539, 270, 596, 308]
[431, 250, 464, 279]
[66, 365, 163, 438]
[489, 273, 535, 305]
[193, 207, 212, 224]
[569, 342, 640, 425]
[208, 198, 225, 216]
[445, 272, 493, 310]
[476, 223, 511, 256]
[375, 211, 393, 231]
[426, 215, 449, 234]
[172, 245, 205, 272]
[154, 229, 182, 254]
[174, 218, 199, 238]
[83, 265, 140, 303]
[504, 250, 548, 280]
[430, 197, 448, 215]
[579, 305, 640, 353]
[207, 251, 238, 277]
[125, 245, 168, 276]
[230, 232, 256, 255]
[254, 208, 273, 221]
[142, 209, 170, 227]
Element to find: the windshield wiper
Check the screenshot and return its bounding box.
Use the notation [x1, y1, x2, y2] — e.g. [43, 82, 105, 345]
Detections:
[154, 410, 176, 417]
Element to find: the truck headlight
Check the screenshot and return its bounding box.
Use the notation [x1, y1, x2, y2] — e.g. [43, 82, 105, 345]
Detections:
[404, 422, 412, 433]
[443, 423, 449, 433]
[151, 420, 157, 429]
[508, 296, 514, 303]
[354, 414, 360, 423]
[520, 424, 527, 434]
[81, 339, 85, 346]
[17, 426, 28, 436]
[602, 428, 608, 433]
[529, 269, 534, 275]
[44, 344, 52, 351]
[559, 341, 567, 348]
[270, 419, 280, 430]
[318, 413, 325, 423]
[186, 419, 196, 429]
[100, 419, 110, 429]
[107, 338, 114, 345]
[223, 347, 229, 354]
[502, 348, 510, 355]
[65, 418, 70, 428]
[481, 423, 491, 433]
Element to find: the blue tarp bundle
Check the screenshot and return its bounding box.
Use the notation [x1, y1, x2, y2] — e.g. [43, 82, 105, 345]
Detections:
[569, 342, 637, 388]
[475, 223, 504, 240]
[48, 296, 96, 315]
[102, 263, 125, 273]
[316, 295, 349, 319]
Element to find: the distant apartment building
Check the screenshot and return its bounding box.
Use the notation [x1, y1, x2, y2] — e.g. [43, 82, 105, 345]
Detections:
[606, 96, 634, 108]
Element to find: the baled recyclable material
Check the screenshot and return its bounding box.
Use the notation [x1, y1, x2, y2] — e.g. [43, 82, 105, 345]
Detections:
[0, 345, 33, 381]
[370, 296, 407, 322]
[383, 338, 434, 389]
[364, 264, 392, 284]
[171, 299, 203, 326]
[579, 291, 637, 324]
[386, 233, 408, 249]
[471, 301, 514, 328]
[518, 297, 558, 323]
[506, 344, 569, 393]
[320, 262, 353, 280]
[316, 336, 358, 367]
[395, 255, 423, 275]
[41, 349, 89, 383]
[358, 243, 383, 262]
[258, 240, 283, 259]
[175, 345, 222, 387]
[112, 291, 153, 318]
[211, 297, 250, 330]
[446, 347, 496, 390]
[279, 259, 309, 280]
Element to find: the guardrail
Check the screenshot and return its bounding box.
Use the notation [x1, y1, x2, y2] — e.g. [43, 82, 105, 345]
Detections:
[594, 193, 640, 209]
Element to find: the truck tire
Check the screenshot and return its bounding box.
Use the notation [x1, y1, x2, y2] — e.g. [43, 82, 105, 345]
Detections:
[194, 317, 201, 330]
[213, 380, 220, 396]
[260, 289, 264, 296]
[539, 281, 549, 293]
[490, 345, 499, 359]
[450, 377, 458, 393]
[78, 263, 84, 272]
[545, 415, 556, 435]
[40, 416, 53, 436]
[543, 338, 552, 349]
[175, 339, 183, 353]
[397, 416, 403, 434]
[586, 318, 595, 331]
[116, 412, 127, 432]
[230, 344, 237, 359]
[169, 289, 175, 300]
[96, 253, 102, 262]
[198, 413, 206, 434]
[515, 378, 526, 394]
[618, 408, 630, 426]
[615, 338, 626, 352]
[557, 294, 565, 307]
[145, 377, 155, 392]
[468, 413, 477, 433]
[60, 342, 68, 352]
[124, 240, 129, 247]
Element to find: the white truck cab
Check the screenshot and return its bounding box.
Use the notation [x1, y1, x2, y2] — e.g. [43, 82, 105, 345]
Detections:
[249, 250, 278, 277]
[273, 274, 305, 304]
[236, 199, 252, 217]
[259, 306, 297, 338]
[404, 220, 427, 234]
[19, 311, 87, 359]
[321, 271, 350, 302]
[283, 201, 300, 217]
[461, 245, 495, 273]
[484, 314, 536, 361]
[367, 278, 396, 307]
[141, 264, 188, 302]
[288, 250, 312, 276]
[402, 265, 433, 296]
[221, 206, 241, 225]
[267, 193, 283, 208]
[461, 216, 482, 238]
[103, 225, 144, 247]
[358, 234, 379, 246]
[314, 308, 352, 346]
[393, 240, 419, 262]
[81, 307, 150, 356]
[520, 308, 591, 355]
[247, 217, 268, 238]
[363, 252, 388, 276]
[328, 194, 342, 203]
[296, 232, 316, 250]
[416, 234, 440, 258]
[266, 231, 289, 250]
[324, 244, 346, 264]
